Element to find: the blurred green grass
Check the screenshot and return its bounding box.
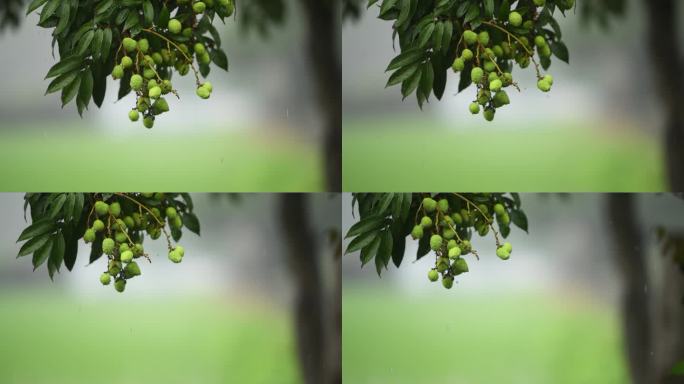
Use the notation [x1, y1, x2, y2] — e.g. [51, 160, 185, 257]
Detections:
[343, 118, 665, 191]
[343, 286, 629, 384]
[0, 124, 322, 191]
[0, 292, 300, 384]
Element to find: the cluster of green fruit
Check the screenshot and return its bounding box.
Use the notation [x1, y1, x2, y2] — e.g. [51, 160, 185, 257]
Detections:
[84, 194, 186, 293]
[110, 0, 232, 128]
[450, 0, 570, 121]
[410, 196, 513, 289]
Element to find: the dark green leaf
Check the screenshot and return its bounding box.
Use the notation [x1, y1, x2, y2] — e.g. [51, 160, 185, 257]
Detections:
[18, 233, 51, 257]
[182, 213, 200, 235]
[32, 237, 53, 270]
[17, 218, 56, 242]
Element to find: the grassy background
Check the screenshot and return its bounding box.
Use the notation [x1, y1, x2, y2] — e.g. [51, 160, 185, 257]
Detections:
[0, 124, 322, 191]
[343, 118, 665, 191]
[343, 286, 629, 384]
[0, 292, 300, 384]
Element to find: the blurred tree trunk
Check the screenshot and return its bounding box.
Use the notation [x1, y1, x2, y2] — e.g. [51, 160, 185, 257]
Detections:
[643, 0, 684, 190]
[278, 194, 340, 384]
[299, 0, 341, 192]
[606, 194, 684, 383]
[606, 194, 654, 383]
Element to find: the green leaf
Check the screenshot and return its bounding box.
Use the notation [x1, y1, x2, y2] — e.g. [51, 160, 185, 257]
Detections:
[346, 215, 387, 238]
[45, 71, 77, 95]
[61, 74, 81, 107]
[143, 0, 154, 26]
[32, 237, 53, 271]
[182, 213, 201, 235]
[77, 68, 93, 111]
[157, 5, 170, 27]
[48, 232, 65, 279]
[483, 0, 494, 18]
[510, 209, 528, 233]
[551, 41, 569, 63]
[17, 218, 56, 242]
[376, 229, 393, 274]
[26, 0, 49, 15]
[91, 29, 104, 61]
[45, 56, 82, 79]
[62, 226, 78, 271]
[54, 1, 70, 35]
[38, 0, 60, 23]
[346, 230, 379, 254]
[18, 233, 51, 257]
[48, 194, 67, 218]
[100, 28, 113, 62]
[211, 49, 229, 71]
[361, 235, 381, 267]
[75, 29, 94, 56]
[386, 48, 424, 71]
[386, 63, 419, 87]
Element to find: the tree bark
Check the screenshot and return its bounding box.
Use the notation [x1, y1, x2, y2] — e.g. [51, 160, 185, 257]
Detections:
[643, 0, 684, 190]
[299, 0, 342, 192]
[606, 194, 654, 384]
[279, 194, 339, 384]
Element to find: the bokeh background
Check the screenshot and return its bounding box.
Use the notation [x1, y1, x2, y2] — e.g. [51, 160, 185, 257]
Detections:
[342, 1, 683, 191]
[0, 193, 340, 384]
[342, 193, 684, 383]
[0, 7, 325, 191]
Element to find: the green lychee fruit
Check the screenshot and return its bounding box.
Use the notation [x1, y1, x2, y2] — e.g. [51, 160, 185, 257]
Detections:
[100, 273, 111, 285]
[111, 65, 124, 79]
[422, 197, 437, 212]
[120, 56, 133, 69]
[428, 269, 439, 282]
[152, 98, 170, 114]
[152, 52, 163, 65]
[469, 102, 480, 114]
[489, 79, 503, 92]
[451, 58, 465, 72]
[93, 219, 105, 232]
[483, 60, 496, 73]
[411, 225, 423, 240]
[103, 238, 115, 255]
[182, 27, 193, 38]
[533, 0, 545, 6]
[442, 276, 454, 289]
[463, 30, 477, 45]
[203, 82, 213, 92]
[493, 203, 505, 215]
[148, 86, 162, 99]
[119, 243, 130, 253]
[130, 74, 144, 91]
[129, 109, 140, 122]
[109, 202, 121, 217]
[120, 250, 134, 263]
[508, 11, 522, 27]
[196, 86, 210, 99]
[165, 207, 178, 219]
[123, 37, 137, 52]
[442, 228, 455, 240]
[436, 199, 448, 213]
[451, 213, 463, 224]
[436, 258, 449, 273]
[194, 43, 206, 55]
[483, 108, 496, 122]
[543, 74, 554, 85]
[488, 72, 499, 83]
[193, 1, 206, 13]
[496, 246, 510, 260]
[114, 279, 126, 293]
[492, 45, 504, 58]
[143, 68, 155, 79]
[430, 234, 443, 251]
[447, 240, 457, 249]
[168, 19, 182, 34]
[534, 35, 546, 48]
[453, 258, 469, 274]
[176, 246, 185, 257]
[493, 91, 510, 107]
[537, 79, 551, 92]
[461, 48, 473, 61]
[84, 229, 96, 243]
[161, 79, 173, 93]
[123, 216, 135, 229]
[168, 249, 182, 263]
[143, 116, 155, 129]
[471, 67, 484, 83]
[124, 261, 141, 277]
[448, 246, 462, 259]
[95, 201, 109, 216]
[137, 38, 149, 53]
[500, 213, 511, 225]
[115, 231, 127, 243]
[503, 242, 512, 253]
[108, 260, 122, 275]
[478, 31, 490, 46]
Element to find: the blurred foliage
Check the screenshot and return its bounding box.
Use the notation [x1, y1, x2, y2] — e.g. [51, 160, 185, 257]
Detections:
[579, 0, 627, 28]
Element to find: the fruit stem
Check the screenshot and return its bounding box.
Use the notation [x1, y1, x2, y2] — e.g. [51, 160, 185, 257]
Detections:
[480, 20, 542, 79]
[142, 28, 202, 86]
[452, 193, 501, 247]
[114, 193, 174, 250]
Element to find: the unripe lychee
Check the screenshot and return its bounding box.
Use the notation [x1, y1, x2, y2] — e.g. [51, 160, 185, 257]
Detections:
[143, 68, 155, 79]
[488, 72, 499, 82]
[489, 79, 503, 92]
[130, 74, 144, 91]
[471, 67, 484, 83]
[171, 216, 183, 229]
[500, 213, 511, 225]
[411, 225, 423, 240]
[430, 234, 443, 251]
[496, 246, 510, 260]
[93, 219, 105, 232]
[453, 258, 469, 275]
[108, 260, 122, 275]
[537, 79, 551, 92]
[193, 1, 206, 13]
[419, 216, 433, 228]
[175, 246, 185, 257]
[492, 45, 504, 58]
[123, 216, 135, 229]
[168, 249, 182, 263]
[121, 56, 133, 69]
[493, 91, 510, 107]
[451, 58, 464, 72]
[152, 52, 163, 65]
[483, 108, 496, 122]
[100, 273, 111, 285]
[198, 52, 211, 64]
[469, 102, 480, 114]
[203, 82, 213, 92]
[543, 74, 554, 85]
[534, 35, 546, 48]
[84, 229, 96, 243]
[103, 238, 115, 255]
[114, 232, 127, 243]
[436, 258, 449, 273]
[165, 207, 178, 219]
[148, 86, 162, 99]
[120, 250, 134, 263]
[437, 199, 449, 212]
[114, 278, 126, 293]
[182, 27, 193, 38]
[461, 48, 473, 61]
[133, 243, 144, 256]
[442, 228, 455, 240]
[477, 31, 490, 46]
[152, 98, 169, 114]
[137, 38, 149, 53]
[137, 97, 149, 112]
[196, 86, 210, 99]
[428, 269, 439, 282]
[463, 30, 477, 45]
[194, 43, 206, 55]
[451, 213, 463, 224]
[111, 65, 124, 79]
[422, 197, 437, 212]
[442, 276, 454, 289]
[161, 79, 172, 93]
[503, 242, 512, 253]
[123, 37, 137, 52]
[447, 240, 457, 249]
[493, 203, 505, 215]
[95, 201, 109, 216]
[483, 60, 496, 73]
[448, 246, 462, 259]
[533, 0, 545, 5]
[143, 116, 155, 129]
[129, 109, 140, 122]
[109, 202, 121, 217]
[119, 243, 130, 253]
[168, 19, 182, 34]
[124, 261, 141, 277]
[508, 11, 522, 27]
